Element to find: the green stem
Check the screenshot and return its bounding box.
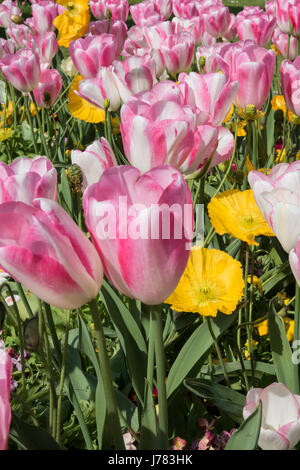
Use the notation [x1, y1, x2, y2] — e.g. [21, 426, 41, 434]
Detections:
[287, 34, 291, 59]
[30, 92, 50, 158]
[24, 97, 38, 154]
[150, 305, 168, 449]
[44, 303, 62, 364]
[252, 120, 258, 169]
[56, 310, 70, 444]
[88, 298, 124, 450]
[213, 119, 238, 197]
[206, 316, 231, 388]
[294, 283, 300, 393]
[16, 282, 34, 318]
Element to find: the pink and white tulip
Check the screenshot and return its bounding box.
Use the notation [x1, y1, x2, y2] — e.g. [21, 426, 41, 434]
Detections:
[0, 349, 12, 450]
[77, 67, 121, 111]
[236, 8, 276, 47]
[120, 81, 196, 173]
[229, 44, 276, 109]
[0, 156, 57, 205]
[33, 68, 62, 108]
[201, 4, 231, 39]
[160, 32, 195, 76]
[172, 0, 202, 19]
[243, 383, 300, 450]
[0, 0, 21, 29]
[88, 20, 128, 55]
[0, 39, 14, 60]
[0, 48, 40, 93]
[178, 72, 239, 126]
[248, 161, 300, 253]
[272, 26, 298, 60]
[172, 16, 205, 45]
[31, 0, 58, 34]
[89, 0, 129, 22]
[83, 165, 193, 305]
[71, 138, 117, 190]
[0, 199, 103, 309]
[112, 54, 157, 102]
[130, 0, 165, 27]
[69, 34, 118, 78]
[35, 32, 58, 69]
[281, 56, 300, 117]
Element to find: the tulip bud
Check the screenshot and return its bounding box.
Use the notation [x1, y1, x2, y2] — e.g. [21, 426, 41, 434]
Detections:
[10, 15, 23, 25]
[67, 164, 83, 194]
[104, 98, 110, 110]
[198, 55, 206, 69]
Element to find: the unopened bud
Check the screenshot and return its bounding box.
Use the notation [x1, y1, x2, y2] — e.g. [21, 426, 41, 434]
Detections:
[104, 98, 110, 110]
[106, 8, 112, 20]
[10, 15, 23, 25]
[66, 164, 83, 193]
[245, 104, 257, 118]
[198, 56, 206, 69]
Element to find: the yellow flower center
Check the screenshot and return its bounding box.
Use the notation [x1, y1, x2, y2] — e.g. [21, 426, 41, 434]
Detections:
[67, 2, 74, 11]
[197, 282, 223, 306]
[240, 214, 257, 230]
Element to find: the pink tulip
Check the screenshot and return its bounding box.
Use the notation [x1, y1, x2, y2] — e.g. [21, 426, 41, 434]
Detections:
[172, 0, 202, 19]
[0, 156, 57, 204]
[71, 138, 117, 190]
[112, 54, 157, 102]
[88, 20, 128, 55]
[130, 0, 165, 27]
[33, 68, 62, 108]
[0, 349, 12, 450]
[281, 56, 300, 117]
[172, 16, 205, 45]
[276, 0, 292, 34]
[78, 67, 121, 111]
[153, 0, 172, 20]
[272, 26, 298, 60]
[69, 35, 118, 78]
[0, 199, 103, 309]
[223, 13, 237, 41]
[90, 0, 129, 22]
[195, 44, 229, 74]
[0, 0, 21, 29]
[236, 8, 276, 47]
[7, 24, 34, 49]
[248, 161, 300, 252]
[229, 44, 276, 109]
[178, 72, 239, 126]
[289, 238, 300, 286]
[266, 0, 277, 17]
[243, 383, 300, 450]
[120, 81, 196, 173]
[35, 31, 58, 69]
[288, 0, 300, 37]
[0, 39, 14, 60]
[0, 48, 40, 93]
[83, 165, 193, 305]
[31, 0, 58, 34]
[201, 4, 231, 39]
[143, 21, 175, 49]
[160, 32, 195, 75]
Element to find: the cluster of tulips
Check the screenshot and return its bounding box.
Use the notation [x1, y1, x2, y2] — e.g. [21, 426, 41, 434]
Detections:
[1, 0, 300, 452]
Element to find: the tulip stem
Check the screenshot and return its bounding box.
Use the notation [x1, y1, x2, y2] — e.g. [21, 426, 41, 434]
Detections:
[16, 282, 34, 318]
[30, 92, 51, 159]
[287, 34, 291, 59]
[298, 37, 300, 56]
[88, 298, 125, 450]
[56, 310, 70, 444]
[24, 97, 39, 155]
[150, 305, 169, 450]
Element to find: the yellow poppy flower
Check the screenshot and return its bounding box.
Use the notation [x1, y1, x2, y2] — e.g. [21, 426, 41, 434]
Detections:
[208, 189, 275, 246]
[53, 1, 90, 48]
[247, 275, 263, 293]
[271, 95, 300, 125]
[0, 127, 13, 141]
[0, 101, 13, 127]
[68, 75, 105, 123]
[255, 316, 294, 342]
[165, 247, 244, 317]
[244, 339, 258, 360]
[270, 44, 279, 55]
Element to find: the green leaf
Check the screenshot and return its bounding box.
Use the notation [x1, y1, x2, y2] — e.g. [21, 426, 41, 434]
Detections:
[139, 380, 160, 450]
[183, 378, 245, 419]
[225, 403, 262, 450]
[269, 312, 299, 394]
[78, 315, 106, 448]
[100, 280, 148, 405]
[200, 360, 275, 377]
[60, 168, 72, 214]
[10, 414, 62, 450]
[166, 312, 237, 399]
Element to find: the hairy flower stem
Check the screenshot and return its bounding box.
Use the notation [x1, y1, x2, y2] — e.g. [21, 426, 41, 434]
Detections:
[88, 298, 125, 450]
[30, 92, 50, 158]
[56, 310, 70, 444]
[206, 316, 231, 388]
[24, 97, 39, 154]
[295, 283, 300, 394]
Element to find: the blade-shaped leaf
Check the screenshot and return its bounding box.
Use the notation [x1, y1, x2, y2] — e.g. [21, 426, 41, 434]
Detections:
[225, 403, 262, 450]
[166, 312, 237, 399]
